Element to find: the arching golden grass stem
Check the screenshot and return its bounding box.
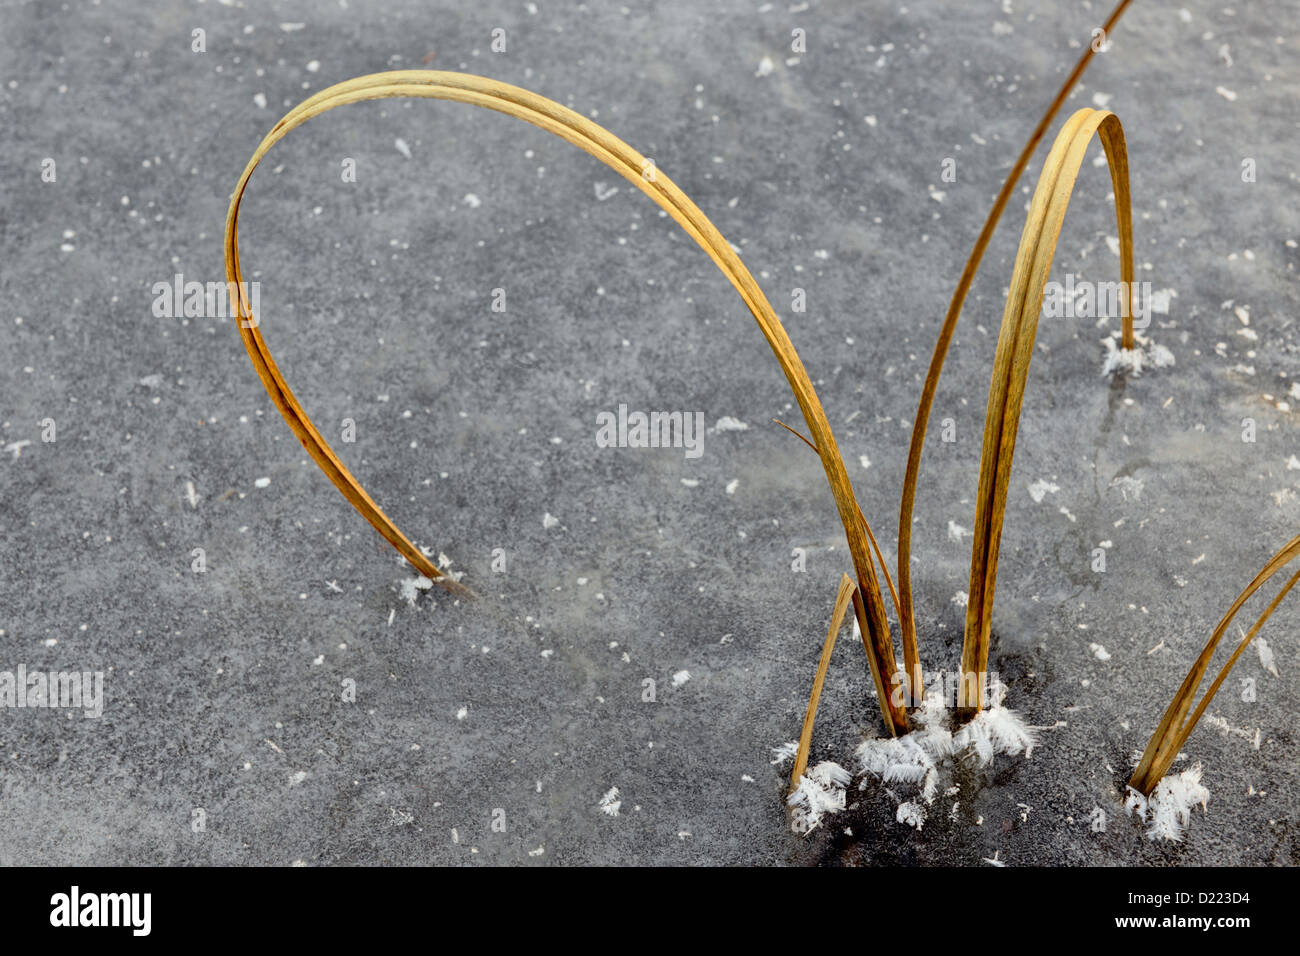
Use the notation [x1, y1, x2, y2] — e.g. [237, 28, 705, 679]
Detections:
[959, 108, 1134, 714]
[223, 71, 904, 729]
[1130, 535, 1300, 795]
[896, 0, 1134, 702]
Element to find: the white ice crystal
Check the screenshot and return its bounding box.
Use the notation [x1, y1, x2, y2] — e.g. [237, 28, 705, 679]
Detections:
[598, 787, 622, 817]
[856, 693, 952, 805]
[1101, 333, 1175, 377]
[1125, 764, 1210, 841]
[950, 681, 1036, 767]
[770, 741, 799, 766]
[398, 574, 434, 606]
[787, 761, 852, 834]
[896, 801, 927, 830]
[854, 681, 1034, 826]
[1256, 636, 1279, 678]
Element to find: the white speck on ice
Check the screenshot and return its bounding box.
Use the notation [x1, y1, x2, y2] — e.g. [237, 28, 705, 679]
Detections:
[456, 706, 468, 721]
[254, 476, 270, 488]
[859, 454, 872, 470]
[755, 57, 774, 77]
[1215, 86, 1238, 101]
[542, 512, 559, 529]
[713, 416, 749, 432]
[398, 574, 434, 605]
[1089, 643, 1112, 661]
[951, 590, 968, 607]
[288, 770, 308, 787]
[1027, 479, 1059, 503]
[5, 440, 33, 460]
[394, 138, 412, 159]
[463, 193, 481, 208]
[598, 786, 622, 816]
[770, 741, 798, 766]
[1110, 475, 1144, 501]
[671, 669, 691, 688]
[725, 479, 739, 495]
[184, 481, 200, 509]
[896, 801, 926, 829]
[1256, 636, 1279, 677]
[253, 92, 267, 109]
[947, 520, 970, 542]
[1149, 288, 1176, 314]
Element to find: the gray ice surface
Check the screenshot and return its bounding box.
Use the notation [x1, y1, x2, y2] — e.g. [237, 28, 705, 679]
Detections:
[1, 0, 1297, 865]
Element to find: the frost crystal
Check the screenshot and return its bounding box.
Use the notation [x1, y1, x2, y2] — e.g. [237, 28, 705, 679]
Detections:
[896, 801, 927, 830]
[1101, 334, 1175, 377]
[854, 681, 1035, 826]
[952, 693, 1036, 767]
[598, 786, 622, 817]
[770, 741, 799, 766]
[787, 761, 852, 834]
[1125, 764, 1210, 841]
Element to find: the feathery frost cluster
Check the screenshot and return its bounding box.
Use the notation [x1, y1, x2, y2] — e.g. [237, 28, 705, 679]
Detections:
[779, 681, 1036, 834]
[786, 761, 853, 834]
[1124, 764, 1210, 841]
[855, 681, 1035, 830]
[1101, 333, 1175, 376]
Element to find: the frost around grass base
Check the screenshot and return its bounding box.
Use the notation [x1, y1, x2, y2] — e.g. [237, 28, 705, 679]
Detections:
[1125, 764, 1210, 841]
[1101, 332, 1175, 376]
[787, 761, 852, 834]
[777, 683, 1036, 835]
[854, 681, 1036, 830]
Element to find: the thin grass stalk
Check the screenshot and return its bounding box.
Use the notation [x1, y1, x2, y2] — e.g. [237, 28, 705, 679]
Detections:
[959, 109, 1134, 714]
[1130, 534, 1300, 794]
[896, 0, 1134, 702]
[789, 574, 857, 791]
[224, 72, 905, 729]
[772, 418, 904, 627]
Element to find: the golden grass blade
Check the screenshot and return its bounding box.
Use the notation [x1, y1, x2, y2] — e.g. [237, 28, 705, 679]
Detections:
[896, 0, 1134, 697]
[1130, 534, 1300, 794]
[959, 108, 1134, 715]
[225, 69, 902, 729]
[853, 586, 900, 736]
[790, 573, 857, 791]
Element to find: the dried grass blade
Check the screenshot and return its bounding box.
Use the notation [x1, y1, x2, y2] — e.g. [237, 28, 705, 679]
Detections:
[960, 109, 1134, 714]
[1130, 534, 1300, 794]
[225, 69, 897, 727]
[790, 574, 858, 792]
[896, 0, 1133, 695]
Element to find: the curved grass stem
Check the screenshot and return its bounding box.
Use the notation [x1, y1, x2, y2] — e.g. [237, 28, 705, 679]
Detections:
[896, 0, 1133, 705]
[959, 108, 1134, 715]
[224, 71, 901, 729]
[1130, 534, 1300, 795]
